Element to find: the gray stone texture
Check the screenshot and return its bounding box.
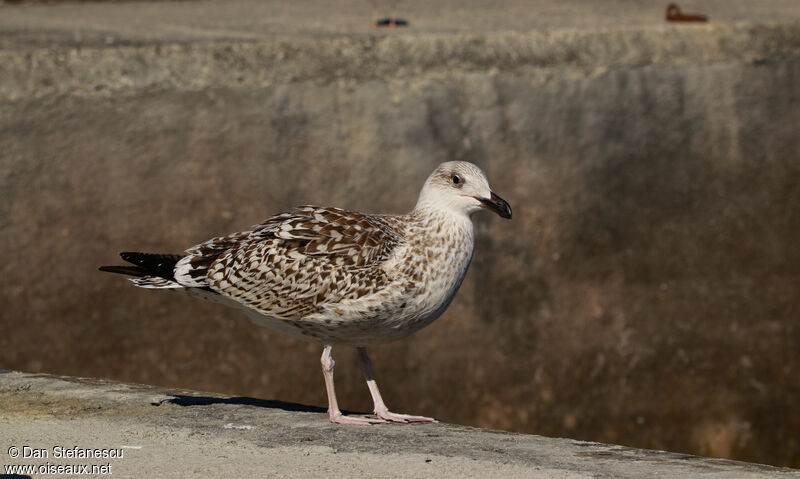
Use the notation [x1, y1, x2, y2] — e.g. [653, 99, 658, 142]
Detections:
[1, 0, 799, 468]
[3, 371, 799, 478]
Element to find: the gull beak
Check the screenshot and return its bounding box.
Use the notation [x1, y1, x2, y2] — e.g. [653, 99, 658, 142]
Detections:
[478, 192, 512, 219]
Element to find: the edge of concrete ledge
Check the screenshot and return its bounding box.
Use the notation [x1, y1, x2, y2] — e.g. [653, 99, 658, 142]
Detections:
[2, 21, 800, 101]
[1, 370, 798, 478]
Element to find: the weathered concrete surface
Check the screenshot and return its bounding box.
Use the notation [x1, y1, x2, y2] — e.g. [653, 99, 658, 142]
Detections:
[2, 0, 799, 48]
[3, 8, 800, 100]
[2, 0, 800, 469]
[2, 371, 798, 479]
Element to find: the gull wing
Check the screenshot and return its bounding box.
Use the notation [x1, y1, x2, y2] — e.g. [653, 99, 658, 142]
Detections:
[174, 206, 404, 319]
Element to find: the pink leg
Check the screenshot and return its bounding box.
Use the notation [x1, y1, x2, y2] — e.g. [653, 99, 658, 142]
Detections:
[357, 347, 439, 423]
[321, 345, 388, 425]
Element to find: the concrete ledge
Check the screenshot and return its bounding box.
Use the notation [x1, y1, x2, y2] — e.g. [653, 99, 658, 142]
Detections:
[2, 22, 800, 100]
[1, 371, 796, 478]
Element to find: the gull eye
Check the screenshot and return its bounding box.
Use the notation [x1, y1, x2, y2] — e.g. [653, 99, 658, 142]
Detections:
[452, 175, 462, 186]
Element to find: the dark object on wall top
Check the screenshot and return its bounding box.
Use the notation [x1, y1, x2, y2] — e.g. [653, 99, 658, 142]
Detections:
[666, 3, 708, 22]
[374, 17, 409, 28]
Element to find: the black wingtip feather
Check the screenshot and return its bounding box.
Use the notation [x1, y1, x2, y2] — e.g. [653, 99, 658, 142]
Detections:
[102, 252, 184, 280]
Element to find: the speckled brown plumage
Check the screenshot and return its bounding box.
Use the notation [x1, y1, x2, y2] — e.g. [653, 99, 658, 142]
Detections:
[102, 161, 511, 425]
[187, 206, 402, 320]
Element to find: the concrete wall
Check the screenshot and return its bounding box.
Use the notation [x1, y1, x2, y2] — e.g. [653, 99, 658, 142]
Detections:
[2, 20, 800, 466]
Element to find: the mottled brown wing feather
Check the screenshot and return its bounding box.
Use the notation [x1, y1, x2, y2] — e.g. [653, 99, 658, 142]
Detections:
[182, 206, 404, 320]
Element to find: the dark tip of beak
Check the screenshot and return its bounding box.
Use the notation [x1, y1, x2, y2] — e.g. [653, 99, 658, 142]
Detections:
[478, 192, 512, 219]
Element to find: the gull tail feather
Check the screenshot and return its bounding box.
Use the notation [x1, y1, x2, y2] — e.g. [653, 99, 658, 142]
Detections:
[100, 252, 185, 289]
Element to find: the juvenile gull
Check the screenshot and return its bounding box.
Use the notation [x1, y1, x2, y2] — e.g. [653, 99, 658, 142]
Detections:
[100, 161, 511, 425]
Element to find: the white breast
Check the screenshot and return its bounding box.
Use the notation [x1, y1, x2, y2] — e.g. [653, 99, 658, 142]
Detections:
[400, 211, 475, 324]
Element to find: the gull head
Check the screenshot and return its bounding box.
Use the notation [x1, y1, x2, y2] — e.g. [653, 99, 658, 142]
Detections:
[415, 161, 512, 219]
